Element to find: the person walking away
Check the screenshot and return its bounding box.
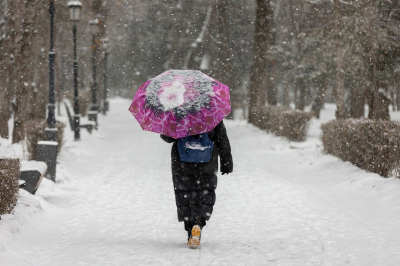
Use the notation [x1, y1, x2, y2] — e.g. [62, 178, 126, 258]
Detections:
[161, 120, 233, 249]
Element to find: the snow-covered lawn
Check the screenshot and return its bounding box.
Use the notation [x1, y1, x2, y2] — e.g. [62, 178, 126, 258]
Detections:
[1, 99, 400, 265]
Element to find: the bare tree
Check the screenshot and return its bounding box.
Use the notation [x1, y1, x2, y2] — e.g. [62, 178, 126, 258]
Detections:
[366, 0, 391, 120]
[333, 0, 345, 119]
[0, 0, 10, 138]
[204, 0, 235, 118]
[248, 0, 274, 123]
[311, 74, 328, 119]
[9, 0, 40, 143]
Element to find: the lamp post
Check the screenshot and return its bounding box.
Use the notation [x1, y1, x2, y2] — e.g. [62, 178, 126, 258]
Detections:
[46, 0, 57, 141]
[38, 0, 59, 182]
[88, 19, 100, 128]
[101, 38, 110, 115]
[89, 19, 100, 112]
[68, 1, 82, 141]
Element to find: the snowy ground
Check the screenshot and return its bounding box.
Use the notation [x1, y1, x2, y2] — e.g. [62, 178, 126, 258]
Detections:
[1, 99, 400, 265]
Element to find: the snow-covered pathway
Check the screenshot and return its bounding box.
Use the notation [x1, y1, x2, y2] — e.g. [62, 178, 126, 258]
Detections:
[2, 98, 400, 265]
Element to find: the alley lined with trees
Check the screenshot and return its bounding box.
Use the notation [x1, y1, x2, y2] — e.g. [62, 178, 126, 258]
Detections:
[1, 1, 400, 263]
[2, 99, 400, 265]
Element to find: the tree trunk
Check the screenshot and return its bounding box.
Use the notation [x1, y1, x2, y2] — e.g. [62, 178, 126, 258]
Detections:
[33, 6, 49, 121]
[368, 80, 390, 120]
[397, 86, 400, 111]
[0, 93, 9, 139]
[348, 85, 365, 118]
[335, 44, 345, 119]
[296, 77, 306, 111]
[289, 0, 305, 111]
[283, 81, 290, 107]
[11, 0, 37, 143]
[215, 0, 235, 119]
[390, 89, 395, 112]
[267, 60, 277, 106]
[294, 83, 298, 109]
[248, 0, 274, 123]
[334, 0, 345, 119]
[93, 0, 109, 108]
[311, 75, 327, 119]
[165, 0, 186, 70]
[366, 1, 390, 120]
[266, 1, 277, 106]
[0, 0, 9, 138]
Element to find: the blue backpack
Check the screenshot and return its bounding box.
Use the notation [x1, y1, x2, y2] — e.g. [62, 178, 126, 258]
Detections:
[177, 133, 214, 163]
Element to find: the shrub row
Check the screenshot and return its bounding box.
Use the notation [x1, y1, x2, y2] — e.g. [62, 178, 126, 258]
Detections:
[21, 120, 65, 161]
[251, 106, 312, 142]
[0, 159, 20, 216]
[321, 119, 400, 177]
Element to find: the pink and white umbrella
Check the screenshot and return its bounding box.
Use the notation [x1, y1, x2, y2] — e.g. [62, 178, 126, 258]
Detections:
[129, 70, 231, 139]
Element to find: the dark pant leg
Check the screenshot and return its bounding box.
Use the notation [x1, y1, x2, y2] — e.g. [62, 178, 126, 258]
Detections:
[175, 189, 216, 223]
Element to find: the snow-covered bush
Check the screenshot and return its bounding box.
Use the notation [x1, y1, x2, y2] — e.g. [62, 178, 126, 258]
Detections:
[280, 110, 313, 142]
[251, 106, 312, 142]
[321, 120, 400, 177]
[21, 120, 65, 161]
[0, 159, 20, 216]
[257, 106, 288, 134]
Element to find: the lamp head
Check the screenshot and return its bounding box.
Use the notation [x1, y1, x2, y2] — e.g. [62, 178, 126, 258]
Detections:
[67, 1, 82, 21]
[101, 37, 110, 52]
[89, 19, 100, 35]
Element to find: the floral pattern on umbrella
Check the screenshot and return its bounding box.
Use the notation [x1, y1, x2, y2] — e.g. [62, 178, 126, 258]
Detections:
[129, 70, 231, 139]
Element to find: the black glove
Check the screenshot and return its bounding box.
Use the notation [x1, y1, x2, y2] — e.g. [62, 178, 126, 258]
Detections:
[220, 154, 233, 175]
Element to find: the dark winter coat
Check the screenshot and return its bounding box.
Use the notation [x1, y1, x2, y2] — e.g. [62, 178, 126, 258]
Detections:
[161, 121, 233, 223]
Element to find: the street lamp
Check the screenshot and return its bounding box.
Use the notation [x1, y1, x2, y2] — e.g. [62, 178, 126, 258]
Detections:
[89, 19, 100, 112]
[101, 37, 110, 115]
[46, 0, 57, 141]
[88, 19, 100, 128]
[67, 1, 82, 141]
[38, 0, 59, 182]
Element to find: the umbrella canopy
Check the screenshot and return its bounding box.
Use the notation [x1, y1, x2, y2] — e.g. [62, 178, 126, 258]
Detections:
[129, 70, 231, 139]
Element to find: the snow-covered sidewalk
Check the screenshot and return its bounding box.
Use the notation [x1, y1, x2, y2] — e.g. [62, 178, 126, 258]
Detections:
[1, 98, 400, 265]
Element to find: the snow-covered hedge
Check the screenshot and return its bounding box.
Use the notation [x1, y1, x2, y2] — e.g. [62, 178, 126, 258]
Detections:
[251, 106, 312, 142]
[0, 159, 20, 216]
[321, 120, 400, 177]
[21, 120, 65, 161]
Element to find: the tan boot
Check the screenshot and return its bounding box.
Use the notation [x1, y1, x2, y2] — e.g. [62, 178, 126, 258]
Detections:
[188, 224, 201, 249]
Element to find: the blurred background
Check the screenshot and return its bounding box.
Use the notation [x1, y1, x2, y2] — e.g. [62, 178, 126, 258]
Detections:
[1, 0, 400, 142]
